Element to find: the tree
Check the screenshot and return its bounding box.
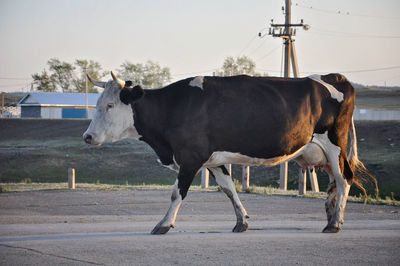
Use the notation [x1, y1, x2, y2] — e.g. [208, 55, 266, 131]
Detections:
[32, 70, 57, 92]
[32, 58, 106, 93]
[32, 58, 172, 92]
[47, 58, 76, 93]
[222, 56, 258, 76]
[74, 59, 105, 93]
[117, 60, 171, 89]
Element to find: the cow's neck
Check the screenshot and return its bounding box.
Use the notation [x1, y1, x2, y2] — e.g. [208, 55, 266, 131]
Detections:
[131, 90, 174, 165]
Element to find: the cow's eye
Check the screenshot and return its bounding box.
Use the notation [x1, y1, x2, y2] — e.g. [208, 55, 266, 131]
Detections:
[106, 103, 114, 111]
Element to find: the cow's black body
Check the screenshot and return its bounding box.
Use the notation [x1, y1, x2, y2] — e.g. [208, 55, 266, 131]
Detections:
[84, 71, 368, 234]
[122, 74, 355, 200]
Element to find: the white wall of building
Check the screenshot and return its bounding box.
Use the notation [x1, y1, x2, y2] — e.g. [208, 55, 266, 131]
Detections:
[41, 108, 62, 119]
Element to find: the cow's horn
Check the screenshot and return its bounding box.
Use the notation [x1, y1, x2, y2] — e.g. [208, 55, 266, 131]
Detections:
[86, 72, 106, 88]
[111, 71, 125, 89]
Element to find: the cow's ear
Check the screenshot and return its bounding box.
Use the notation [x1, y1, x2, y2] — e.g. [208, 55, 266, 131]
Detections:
[130, 85, 144, 101]
[120, 85, 144, 105]
[125, 80, 133, 87]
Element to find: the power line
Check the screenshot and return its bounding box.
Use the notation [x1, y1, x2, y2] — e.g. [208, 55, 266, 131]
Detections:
[255, 65, 400, 75]
[245, 37, 271, 57]
[0, 77, 32, 81]
[294, 2, 400, 20]
[310, 27, 400, 39]
[255, 68, 281, 74]
[255, 44, 282, 62]
[236, 34, 260, 57]
[339, 65, 400, 74]
[367, 74, 400, 85]
[0, 82, 31, 88]
[171, 69, 216, 77]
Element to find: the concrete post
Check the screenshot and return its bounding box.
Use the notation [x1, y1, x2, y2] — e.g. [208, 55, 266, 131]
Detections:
[201, 169, 209, 188]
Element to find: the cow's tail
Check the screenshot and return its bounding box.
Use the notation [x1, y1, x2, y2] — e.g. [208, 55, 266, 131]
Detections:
[348, 116, 379, 203]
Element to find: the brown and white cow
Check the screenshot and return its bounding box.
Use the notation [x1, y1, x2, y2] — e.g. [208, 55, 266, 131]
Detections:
[84, 72, 374, 234]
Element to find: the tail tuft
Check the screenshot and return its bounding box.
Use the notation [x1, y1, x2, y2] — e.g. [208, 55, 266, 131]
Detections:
[348, 117, 379, 203]
[350, 158, 380, 203]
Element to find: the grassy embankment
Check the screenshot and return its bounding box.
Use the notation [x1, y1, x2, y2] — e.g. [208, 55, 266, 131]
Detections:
[1, 88, 399, 200]
[0, 118, 398, 200]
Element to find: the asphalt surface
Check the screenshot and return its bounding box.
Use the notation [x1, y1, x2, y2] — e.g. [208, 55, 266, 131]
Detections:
[0, 189, 399, 265]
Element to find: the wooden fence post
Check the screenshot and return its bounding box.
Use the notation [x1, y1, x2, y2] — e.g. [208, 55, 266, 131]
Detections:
[298, 168, 320, 195]
[280, 162, 288, 190]
[242, 166, 250, 191]
[68, 168, 75, 189]
[309, 168, 319, 192]
[298, 169, 306, 195]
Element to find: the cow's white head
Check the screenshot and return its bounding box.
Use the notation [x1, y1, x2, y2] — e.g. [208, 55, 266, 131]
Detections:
[83, 72, 143, 145]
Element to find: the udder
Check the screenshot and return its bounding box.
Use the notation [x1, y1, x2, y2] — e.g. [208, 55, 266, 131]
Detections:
[294, 142, 327, 171]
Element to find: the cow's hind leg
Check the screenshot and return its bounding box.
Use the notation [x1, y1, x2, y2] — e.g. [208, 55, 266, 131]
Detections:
[323, 173, 350, 233]
[320, 137, 351, 233]
[324, 158, 351, 233]
[209, 166, 249, 232]
[324, 169, 337, 227]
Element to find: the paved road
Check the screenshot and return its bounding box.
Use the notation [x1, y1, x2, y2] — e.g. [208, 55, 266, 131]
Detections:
[0, 189, 399, 265]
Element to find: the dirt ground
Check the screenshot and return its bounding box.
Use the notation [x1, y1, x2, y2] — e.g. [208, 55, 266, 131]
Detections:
[0, 189, 399, 265]
[0, 118, 399, 199]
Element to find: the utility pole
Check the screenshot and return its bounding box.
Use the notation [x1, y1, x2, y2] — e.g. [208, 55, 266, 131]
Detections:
[260, 0, 311, 191]
[266, 0, 309, 78]
[85, 67, 89, 118]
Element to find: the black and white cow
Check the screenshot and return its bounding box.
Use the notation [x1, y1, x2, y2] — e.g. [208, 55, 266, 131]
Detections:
[83, 72, 370, 234]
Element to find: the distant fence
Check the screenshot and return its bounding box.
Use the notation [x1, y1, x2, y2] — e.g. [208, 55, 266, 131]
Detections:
[1, 92, 21, 118]
[354, 108, 400, 121]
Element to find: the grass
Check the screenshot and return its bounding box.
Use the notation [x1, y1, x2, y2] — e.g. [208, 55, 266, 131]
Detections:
[241, 184, 400, 206]
[0, 182, 215, 193]
[1, 182, 399, 206]
[0, 119, 399, 200]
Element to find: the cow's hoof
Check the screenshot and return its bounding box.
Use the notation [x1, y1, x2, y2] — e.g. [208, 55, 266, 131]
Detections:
[322, 225, 341, 233]
[151, 224, 171, 235]
[232, 221, 249, 233]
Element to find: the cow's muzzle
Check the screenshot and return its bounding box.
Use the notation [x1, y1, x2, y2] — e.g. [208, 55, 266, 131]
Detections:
[83, 133, 102, 146]
[83, 133, 93, 144]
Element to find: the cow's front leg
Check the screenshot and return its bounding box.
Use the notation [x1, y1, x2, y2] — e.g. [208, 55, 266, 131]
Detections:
[151, 179, 182, 235]
[151, 162, 199, 235]
[209, 166, 249, 232]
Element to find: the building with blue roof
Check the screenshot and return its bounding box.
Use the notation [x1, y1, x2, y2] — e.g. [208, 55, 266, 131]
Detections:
[18, 92, 100, 119]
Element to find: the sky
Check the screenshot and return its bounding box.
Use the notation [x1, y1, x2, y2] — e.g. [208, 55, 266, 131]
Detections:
[0, 0, 399, 92]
